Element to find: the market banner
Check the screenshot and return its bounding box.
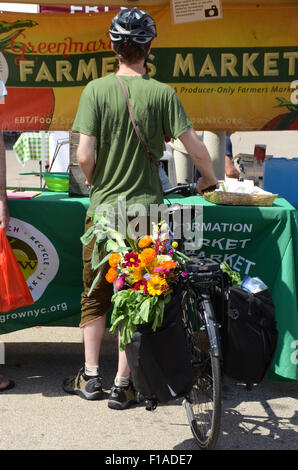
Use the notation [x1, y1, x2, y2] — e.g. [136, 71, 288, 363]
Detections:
[0, 3, 297, 131]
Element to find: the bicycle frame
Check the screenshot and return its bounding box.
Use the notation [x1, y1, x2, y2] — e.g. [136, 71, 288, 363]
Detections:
[197, 292, 222, 358]
[182, 253, 226, 353]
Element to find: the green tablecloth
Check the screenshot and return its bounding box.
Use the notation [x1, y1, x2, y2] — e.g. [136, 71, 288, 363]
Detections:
[4, 191, 298, 381]
[167, 194, 298, 381]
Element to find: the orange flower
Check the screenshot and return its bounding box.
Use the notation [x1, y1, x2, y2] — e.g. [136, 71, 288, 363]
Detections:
[105, 267, 118, 283]
[108, 253, 121, 268]
[138, 235, 152, 249]
[160, 260, 178, 270]
[139, 248, 156, 265]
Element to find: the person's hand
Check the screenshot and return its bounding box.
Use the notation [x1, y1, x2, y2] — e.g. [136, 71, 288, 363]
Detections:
[196, 177, 218, 195]
[225, 157, 240, 179]
[0, 200, 10, 231]
[226, 166, 240, 179]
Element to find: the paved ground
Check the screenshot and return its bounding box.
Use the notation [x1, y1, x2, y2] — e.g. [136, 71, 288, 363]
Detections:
[0, 326, 297, 452]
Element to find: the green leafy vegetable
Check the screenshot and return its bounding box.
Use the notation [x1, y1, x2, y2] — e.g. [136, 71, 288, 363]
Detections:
[220, 261, 242, 286]
[109, 289, 171, 350]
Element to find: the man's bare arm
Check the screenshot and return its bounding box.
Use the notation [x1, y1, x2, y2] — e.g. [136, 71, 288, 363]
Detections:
[76, 134, 97, 186]
[178, 128, 218, 194]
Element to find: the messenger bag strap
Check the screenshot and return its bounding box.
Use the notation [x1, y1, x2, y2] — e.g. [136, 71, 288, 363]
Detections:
[115, 74, 158, 170]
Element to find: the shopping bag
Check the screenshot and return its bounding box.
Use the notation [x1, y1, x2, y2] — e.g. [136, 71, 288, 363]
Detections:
[0, 228, 34, 312]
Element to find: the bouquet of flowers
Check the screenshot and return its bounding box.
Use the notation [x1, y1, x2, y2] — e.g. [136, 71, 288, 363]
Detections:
[81, 216, 190, 350]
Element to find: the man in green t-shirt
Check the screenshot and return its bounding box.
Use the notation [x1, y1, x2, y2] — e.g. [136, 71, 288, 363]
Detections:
[63, 8, 218, 409]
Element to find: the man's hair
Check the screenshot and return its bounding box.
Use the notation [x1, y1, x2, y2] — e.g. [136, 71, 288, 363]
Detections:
[115, 43, 148, 65]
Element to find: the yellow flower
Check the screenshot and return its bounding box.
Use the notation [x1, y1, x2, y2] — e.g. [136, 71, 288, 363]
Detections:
[129, 259, 156, 283]
[147, 275, 169, 296]
[171, 241, 178, 248]
[130, 265, 145, 283]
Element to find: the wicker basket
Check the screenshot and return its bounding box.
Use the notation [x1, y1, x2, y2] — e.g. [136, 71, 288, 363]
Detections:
[203, 191, 278, 206]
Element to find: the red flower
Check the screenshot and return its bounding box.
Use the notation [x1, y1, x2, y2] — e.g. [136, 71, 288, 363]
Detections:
[131, 280, 148, 293]
[123, 251, 140, 267]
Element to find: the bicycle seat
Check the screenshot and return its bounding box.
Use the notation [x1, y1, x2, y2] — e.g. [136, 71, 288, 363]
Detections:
[185, 257, 221, 274]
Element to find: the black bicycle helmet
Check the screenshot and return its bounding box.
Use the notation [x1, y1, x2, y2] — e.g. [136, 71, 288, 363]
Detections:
[109, 8, 157, 52]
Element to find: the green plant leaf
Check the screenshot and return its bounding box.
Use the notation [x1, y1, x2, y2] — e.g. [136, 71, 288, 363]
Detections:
[80, 224, 96, 245]
[138, 297, 152, 324]
[274, 97, 298, 113]
[163, 292, 172, 304]
[91, 240, 101, 271]
[109, 313, 125, 333]
[220, 261, 242, 286]
[105, 239, 120, 252]
[87, 270, 102, 297]
[174, 249, 191, 261]
[109, 289, 169, 349]
[96, 250, 112, 269]
[152, 300, 165, 330]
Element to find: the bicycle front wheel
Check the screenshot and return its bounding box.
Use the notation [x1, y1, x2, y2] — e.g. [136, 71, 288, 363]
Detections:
[182, 289, 222, 450]
[184, 354, 221, 449]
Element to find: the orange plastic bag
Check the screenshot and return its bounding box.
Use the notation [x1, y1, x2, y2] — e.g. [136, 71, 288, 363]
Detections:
[0, 228, 34, 313]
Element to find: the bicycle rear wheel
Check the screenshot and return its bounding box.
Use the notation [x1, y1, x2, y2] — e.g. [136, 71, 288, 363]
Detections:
[182, 288, 222, 450]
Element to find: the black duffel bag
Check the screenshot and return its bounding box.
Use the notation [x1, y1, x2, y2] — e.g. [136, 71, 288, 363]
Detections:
[125, 286, 193, 408]
[221, 286, 278, 387]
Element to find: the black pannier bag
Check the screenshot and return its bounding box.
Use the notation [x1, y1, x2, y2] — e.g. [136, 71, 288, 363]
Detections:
[221, 286, 278, 386]
[125, 286, 193, 408]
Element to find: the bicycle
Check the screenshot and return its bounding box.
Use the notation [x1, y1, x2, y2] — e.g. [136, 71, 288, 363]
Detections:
[163, 183, 225, 450]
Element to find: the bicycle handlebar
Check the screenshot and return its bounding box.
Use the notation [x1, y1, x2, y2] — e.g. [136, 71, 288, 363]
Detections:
[163, 182, 219, 197]
[163, 183, 196, 197]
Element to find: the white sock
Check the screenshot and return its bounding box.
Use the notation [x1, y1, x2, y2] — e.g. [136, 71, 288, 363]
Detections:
[84, 364, 99, 377]
[114, 375, 130, 387]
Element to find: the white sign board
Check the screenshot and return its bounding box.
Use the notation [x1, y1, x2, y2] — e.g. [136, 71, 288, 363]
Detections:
[171, 0, 222, 24]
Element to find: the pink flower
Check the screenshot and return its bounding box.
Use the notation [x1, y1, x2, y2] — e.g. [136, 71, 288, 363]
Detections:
[114, 277, 124, 290]
[153, 267, 163, 273]
[181, 272, 188, 278]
